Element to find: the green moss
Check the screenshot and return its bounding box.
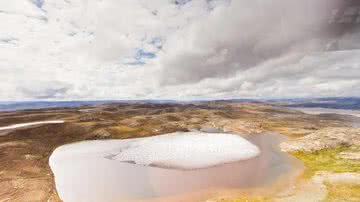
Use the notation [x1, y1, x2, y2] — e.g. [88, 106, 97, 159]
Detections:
[324, 182, 360, 202]
[291, 146, 360, 201]
[292, 146, 360, 178]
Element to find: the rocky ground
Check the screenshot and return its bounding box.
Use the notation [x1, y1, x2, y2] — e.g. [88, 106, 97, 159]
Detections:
[0, 102, 359, 202]
[280, 127, 360, 153]
[279, 127, 360, 202]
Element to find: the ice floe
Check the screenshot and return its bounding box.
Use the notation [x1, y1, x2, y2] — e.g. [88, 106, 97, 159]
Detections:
[51, 132, 260, 170]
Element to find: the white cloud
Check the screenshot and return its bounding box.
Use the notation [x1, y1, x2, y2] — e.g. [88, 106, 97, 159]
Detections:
[0, 0, 359, 100]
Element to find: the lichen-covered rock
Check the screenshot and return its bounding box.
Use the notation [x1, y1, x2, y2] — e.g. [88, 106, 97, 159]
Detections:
[209, 119, 264, 135]
[280, 127, 360, 152]
[79, 114, 103, 122]
[119, 118, 144, 127]
[91, 129, 111, 139]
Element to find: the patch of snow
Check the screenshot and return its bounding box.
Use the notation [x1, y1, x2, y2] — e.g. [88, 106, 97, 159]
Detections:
[0, 120, 65, 131]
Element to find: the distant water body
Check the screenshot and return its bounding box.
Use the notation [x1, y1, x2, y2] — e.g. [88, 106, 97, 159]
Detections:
[292, 107, 360, 118]
[292, 107, 360, 128]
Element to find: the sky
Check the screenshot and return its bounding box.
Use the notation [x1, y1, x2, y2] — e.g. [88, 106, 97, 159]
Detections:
[0, 0, 360, 100]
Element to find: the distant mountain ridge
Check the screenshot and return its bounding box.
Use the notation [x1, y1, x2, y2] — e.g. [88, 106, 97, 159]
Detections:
[1, 97, 360, 111]
[0, 100, 178, 112]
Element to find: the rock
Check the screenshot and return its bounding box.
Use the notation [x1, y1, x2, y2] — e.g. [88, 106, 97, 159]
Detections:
[119, 118, 144, 127]
[280, 127, 360, 152]
[213, 119, 263, 135]
[91, 129, 111, 139]
[24, 154, 41, 160]
[79, 114, 104, 122]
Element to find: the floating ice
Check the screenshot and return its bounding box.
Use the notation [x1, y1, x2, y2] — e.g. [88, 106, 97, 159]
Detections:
[51, 132, 260, 170]
[114, 132, 260, 169]
[0, 120, 65, 131]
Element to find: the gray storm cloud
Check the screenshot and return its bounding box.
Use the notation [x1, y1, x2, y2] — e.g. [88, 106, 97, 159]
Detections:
[159, 0, 359, 85]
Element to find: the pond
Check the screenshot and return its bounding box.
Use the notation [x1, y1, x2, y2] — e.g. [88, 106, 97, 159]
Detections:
[50, 132, 302, 202]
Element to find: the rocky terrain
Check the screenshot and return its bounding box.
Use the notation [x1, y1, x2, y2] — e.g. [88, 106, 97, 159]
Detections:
[0, 102, 359, 202]
[281, 127, 360, 153]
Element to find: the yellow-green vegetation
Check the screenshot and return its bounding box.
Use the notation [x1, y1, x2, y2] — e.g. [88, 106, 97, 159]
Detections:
[292, 146, 360, 202]
[216, 196, 270, 202]
[292, 146, 360, 178]
[109, 125, 144, 138]
[324, 182, 360, 202]
[260, 121, 313, 137]
[111, 125, 139, 132]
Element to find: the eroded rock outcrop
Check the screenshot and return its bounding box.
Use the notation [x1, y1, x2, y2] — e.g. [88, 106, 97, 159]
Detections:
[280, 127, 360, 152]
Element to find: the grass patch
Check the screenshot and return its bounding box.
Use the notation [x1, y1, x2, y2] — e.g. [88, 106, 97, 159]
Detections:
[292, 146, 360, 178]
[111, 125, 139, 132]
[291, 146, 360, 202]
[107, 125, 144, 139]
[324, 183, 360, 202]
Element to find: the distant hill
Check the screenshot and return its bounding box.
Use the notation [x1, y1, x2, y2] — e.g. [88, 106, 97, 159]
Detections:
[1, 97, 360, 111]
[0, 101, 108, 111]
[0, 100, 180, 111]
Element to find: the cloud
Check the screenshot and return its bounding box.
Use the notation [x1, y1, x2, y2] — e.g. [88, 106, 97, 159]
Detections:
[157, 0, 357, 85]
[0, 0, 359, 100]
[18, 81, 72, 99]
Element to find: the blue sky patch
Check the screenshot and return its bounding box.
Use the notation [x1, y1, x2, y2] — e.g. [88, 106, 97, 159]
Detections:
[31, 0, 45, 9]
[124, 49, 157, 66]
[135, 49, 156, 60]
[149, 37, 163, 49]
[123, 61, 146, 66]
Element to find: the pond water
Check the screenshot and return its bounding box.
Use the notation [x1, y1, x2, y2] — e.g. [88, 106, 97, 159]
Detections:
[50, 132, 301, 202]
[292, 107, 360, 118]
[292, 107, 360, 128]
